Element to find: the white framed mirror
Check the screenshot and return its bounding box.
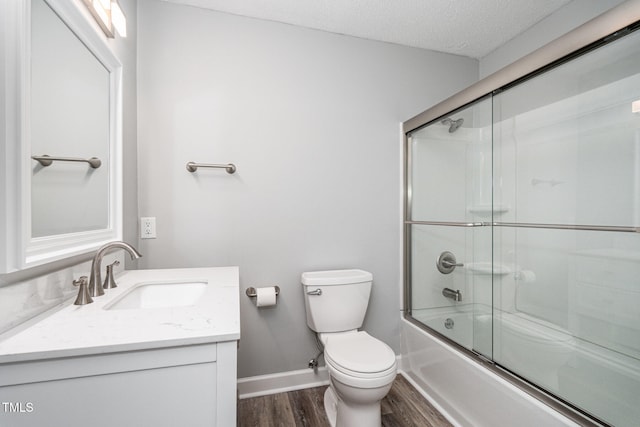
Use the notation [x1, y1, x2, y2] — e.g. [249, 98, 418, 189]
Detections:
[0, 0, 122, 272]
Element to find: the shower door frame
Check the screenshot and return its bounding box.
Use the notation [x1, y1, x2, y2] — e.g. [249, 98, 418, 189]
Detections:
[402, 3, 640, 426]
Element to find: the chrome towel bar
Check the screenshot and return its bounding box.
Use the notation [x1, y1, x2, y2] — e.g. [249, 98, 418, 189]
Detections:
[405, 220, 640, 233]
[406, 220, 484, 227]
[245, 286, 280, 298]
[32, 154, 102, 169]
[494, 222, 640, 233]
[186, 161, 236, 174]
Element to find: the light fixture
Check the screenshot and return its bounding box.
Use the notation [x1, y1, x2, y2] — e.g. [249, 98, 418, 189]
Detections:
[111, 0, 127, 38]
[633, 99, 640, 114]
[82, 0, 127, 38]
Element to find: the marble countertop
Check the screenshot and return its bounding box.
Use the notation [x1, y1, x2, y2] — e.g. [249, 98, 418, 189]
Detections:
[0, 267, 240, 363]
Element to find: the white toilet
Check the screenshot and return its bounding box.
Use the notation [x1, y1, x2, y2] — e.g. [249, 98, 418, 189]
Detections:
[301, 269, 397, 427]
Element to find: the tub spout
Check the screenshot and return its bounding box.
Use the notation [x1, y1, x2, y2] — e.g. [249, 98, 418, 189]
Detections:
[442, 288, 462, 302]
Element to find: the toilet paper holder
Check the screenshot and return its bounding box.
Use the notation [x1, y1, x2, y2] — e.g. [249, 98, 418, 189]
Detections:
[245, 286, 280, 298]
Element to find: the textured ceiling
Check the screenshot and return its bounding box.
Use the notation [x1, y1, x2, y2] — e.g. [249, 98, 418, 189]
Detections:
[162, 0, 572, 58]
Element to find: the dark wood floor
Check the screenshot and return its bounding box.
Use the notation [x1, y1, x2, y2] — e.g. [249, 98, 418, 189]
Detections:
[238, 374, 453, 427]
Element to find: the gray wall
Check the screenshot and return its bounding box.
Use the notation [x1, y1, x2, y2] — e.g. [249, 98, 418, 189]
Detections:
[479, 0, 625, 78]
[120, 0, 139, 263]
[136, 0, 478, 378]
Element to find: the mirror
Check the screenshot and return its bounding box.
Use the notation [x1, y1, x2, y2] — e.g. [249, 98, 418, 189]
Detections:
[31, 0, 110, 237]
[0, 0, 122, 272]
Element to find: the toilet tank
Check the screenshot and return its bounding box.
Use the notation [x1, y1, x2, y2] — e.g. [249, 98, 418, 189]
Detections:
[301, 269, 373, 333]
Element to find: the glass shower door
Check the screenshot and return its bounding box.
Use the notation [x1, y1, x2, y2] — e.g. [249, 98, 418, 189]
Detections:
[406, 96, 493, 357]
[492, 27, 640, 426]
[405, 20, 640, 427]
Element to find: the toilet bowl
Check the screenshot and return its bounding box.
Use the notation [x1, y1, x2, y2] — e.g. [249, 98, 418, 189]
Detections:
[322, 331, 397, 427]
[301, 269, 397, 427]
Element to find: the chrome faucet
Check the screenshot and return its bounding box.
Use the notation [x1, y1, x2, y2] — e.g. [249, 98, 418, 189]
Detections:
[88, 241, 142, 297]
[442, 287, 462, 302]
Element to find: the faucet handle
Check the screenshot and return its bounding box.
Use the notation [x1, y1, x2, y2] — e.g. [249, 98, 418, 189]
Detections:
[437, 251, 463, 274]
[102, 260, 120, 290]
[73, 276, 93, 305]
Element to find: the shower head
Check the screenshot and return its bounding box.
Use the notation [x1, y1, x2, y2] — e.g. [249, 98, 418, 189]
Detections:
[441, 117, 464, 133]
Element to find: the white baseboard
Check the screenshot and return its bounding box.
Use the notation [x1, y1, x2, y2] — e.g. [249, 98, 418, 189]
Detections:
[237, 355, 404, 399]
[237, 367, 330, 399]
[397, 370, 463, 427]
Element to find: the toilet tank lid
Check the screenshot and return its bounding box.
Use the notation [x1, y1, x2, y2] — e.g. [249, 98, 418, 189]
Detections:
[301, 269, 372, 286]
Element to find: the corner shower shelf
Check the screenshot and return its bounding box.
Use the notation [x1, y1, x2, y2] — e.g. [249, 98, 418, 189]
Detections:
[467, 204, 510, 217]
[465, 262, 511, 275]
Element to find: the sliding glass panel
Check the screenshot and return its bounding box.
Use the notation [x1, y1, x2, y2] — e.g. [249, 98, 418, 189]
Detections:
[407, 97, 493, 357]
[409, 97, 492, 223]
[493, 29, 640, 229]
[493, 227, 640, 425]
[493, 27, 640, 427]
[409, 224, 492, 355]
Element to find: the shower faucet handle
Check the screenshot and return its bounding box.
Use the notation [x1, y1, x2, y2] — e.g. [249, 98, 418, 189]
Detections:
[437, 251, 463, 274]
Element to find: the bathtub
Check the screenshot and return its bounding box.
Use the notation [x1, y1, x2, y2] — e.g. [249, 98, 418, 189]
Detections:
[411, 304, 493, 357]
[400, 315, 580, 427]
[402, 307, 640, 426]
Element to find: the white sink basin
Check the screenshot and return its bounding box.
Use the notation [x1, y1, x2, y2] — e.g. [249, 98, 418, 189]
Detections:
[105, 281, 208, 310]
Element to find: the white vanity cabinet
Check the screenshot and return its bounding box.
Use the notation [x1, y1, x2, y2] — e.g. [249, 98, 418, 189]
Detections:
[0, 267, 240, 427]
[0, 341, 237, 427]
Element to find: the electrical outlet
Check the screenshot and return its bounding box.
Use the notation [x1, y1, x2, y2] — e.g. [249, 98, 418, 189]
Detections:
[140, 217, 156, 239]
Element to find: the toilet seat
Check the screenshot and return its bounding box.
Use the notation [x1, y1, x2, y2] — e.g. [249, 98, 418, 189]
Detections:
[324, 331, 397, 388]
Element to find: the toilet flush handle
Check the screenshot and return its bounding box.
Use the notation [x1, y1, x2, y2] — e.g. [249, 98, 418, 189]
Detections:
[306, 288, 322, 296]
